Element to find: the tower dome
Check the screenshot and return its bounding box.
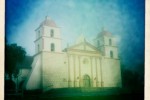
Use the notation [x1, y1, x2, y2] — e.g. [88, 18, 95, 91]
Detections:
[97, 27, 112, 38]
[40, 16, 58, 27]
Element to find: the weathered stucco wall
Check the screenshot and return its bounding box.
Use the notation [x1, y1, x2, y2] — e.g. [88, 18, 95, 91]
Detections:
[26, 43, 122, 91]
[42, 52, 68, 91]
[26, 54, 42, 90]
[102, 57, 122, 87]
[26, 17, 122, 91]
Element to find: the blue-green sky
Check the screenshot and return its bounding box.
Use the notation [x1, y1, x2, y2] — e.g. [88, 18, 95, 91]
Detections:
[6, 0, 145, 68]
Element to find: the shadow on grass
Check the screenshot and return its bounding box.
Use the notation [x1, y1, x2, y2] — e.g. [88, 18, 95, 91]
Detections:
[5, 88, 144, 100]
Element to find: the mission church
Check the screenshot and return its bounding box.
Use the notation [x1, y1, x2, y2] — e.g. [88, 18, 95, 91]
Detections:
[25, 16, 122, 91]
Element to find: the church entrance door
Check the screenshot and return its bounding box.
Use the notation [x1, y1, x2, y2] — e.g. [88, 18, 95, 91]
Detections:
[83, 75, 90, 87]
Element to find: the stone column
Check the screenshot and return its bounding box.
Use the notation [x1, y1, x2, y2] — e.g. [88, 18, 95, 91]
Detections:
[67, 54, 71, 87]
[95, 57, 99, 87]
[90, 57, 93, 87]
[99, 57, 104, 87]
[73, 55, 76, 87]
[78, 56, 81, 87]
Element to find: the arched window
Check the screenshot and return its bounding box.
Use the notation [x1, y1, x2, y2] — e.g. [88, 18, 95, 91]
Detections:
[109, 39, 112, 45]
[50, 29, 54, 37]
[51, 43, 55, 51]
[110, 51, 113, 58]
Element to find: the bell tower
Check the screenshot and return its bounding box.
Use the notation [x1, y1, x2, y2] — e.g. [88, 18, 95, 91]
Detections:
[94, 28, 119, 59]
[34, 16, 62, 54]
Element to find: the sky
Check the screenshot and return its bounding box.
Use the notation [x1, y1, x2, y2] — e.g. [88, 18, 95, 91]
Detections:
[6, 0, 145, 69]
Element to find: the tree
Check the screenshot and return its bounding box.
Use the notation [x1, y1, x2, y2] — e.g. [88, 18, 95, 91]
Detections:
[121, 63, 144, 93]
[5, 43, 26, 80]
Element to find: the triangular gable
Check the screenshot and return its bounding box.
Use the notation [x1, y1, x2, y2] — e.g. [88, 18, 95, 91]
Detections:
[67, 42, 100, 52]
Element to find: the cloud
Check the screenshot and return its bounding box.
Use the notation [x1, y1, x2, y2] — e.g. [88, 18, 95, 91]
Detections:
[6, 0, 145, 67]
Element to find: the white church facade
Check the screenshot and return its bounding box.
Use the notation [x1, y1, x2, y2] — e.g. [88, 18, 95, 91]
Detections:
[26, 16, 122, 91]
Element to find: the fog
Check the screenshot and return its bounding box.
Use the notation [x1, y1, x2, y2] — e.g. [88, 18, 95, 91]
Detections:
[6, 0, 145, 68]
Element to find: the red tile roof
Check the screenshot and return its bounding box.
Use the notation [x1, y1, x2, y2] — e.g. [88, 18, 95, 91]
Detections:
[97, 30, 112, 37]
[40, 17, 58, 27]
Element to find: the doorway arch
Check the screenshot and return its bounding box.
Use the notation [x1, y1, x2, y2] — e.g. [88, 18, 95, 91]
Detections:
[83, 75, 90, 87]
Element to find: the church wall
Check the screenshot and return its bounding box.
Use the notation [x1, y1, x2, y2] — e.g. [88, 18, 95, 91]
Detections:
[26, 54, 42, 90]
[35, 39, 43, 54]
[90, 57, 102, 87]
[94, 36, 104, 47]
[105, 46, 118, 59]
[43, 26, 61, 38]
[73, 45, 84, 50]
[26, 17, 123, 92]
[69, 55, 92, 87]
[35, 27, 43, 39]
[68, 55, 74, 87]
[104, 36, 116, 46]
[80, 56, 91, 87]
[85, 46, 97, 51]
[74, 55, 80, 87]
[96, 57, 102, 87]
[39, 25, 62, 52]
[68, 54, 82, 87]
[68, 50, 100, 57]
[91, 57, 97, 87]
[67, 50, 102, 88]
[42, 52, 68, 91]
[42, 38, 62, 52]
[102, 58, 122, 87]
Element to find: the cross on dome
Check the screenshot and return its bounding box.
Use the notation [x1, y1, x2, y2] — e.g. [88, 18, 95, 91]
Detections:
[40, 16, 58, 27]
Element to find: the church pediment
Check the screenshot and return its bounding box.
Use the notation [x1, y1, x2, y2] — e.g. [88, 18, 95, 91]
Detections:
[67, 42, 100, 53]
